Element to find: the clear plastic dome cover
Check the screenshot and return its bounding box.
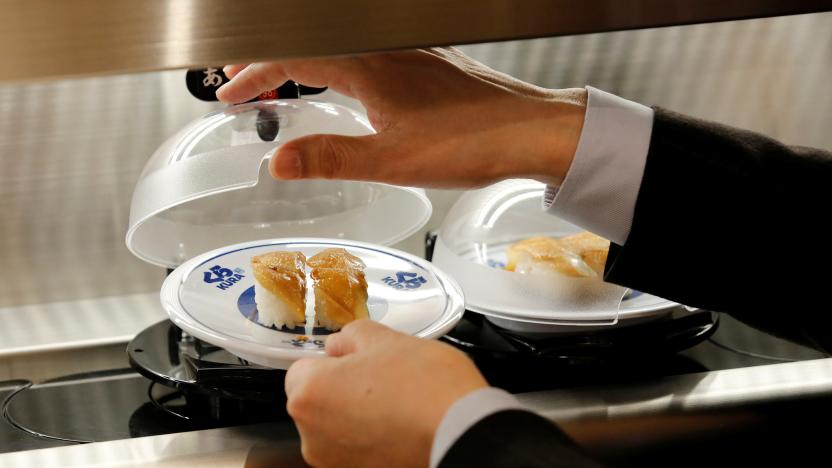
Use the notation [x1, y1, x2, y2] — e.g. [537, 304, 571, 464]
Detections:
[127, 100, 431, 268]
[433, 179, 626, 325]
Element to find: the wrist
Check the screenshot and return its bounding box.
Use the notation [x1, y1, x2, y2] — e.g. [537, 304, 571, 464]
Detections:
[421, 383, 488, 444]
[531, 88, 587, 186]
[418, 384, 486, 466]
[427, 386, 525, 468]
[418, 361, 489, 462]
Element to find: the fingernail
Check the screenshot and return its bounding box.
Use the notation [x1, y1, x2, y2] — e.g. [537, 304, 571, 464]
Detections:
[215, 85, 228, 101]
[222, 65, 236, 78]
[273, 148, 302, 179]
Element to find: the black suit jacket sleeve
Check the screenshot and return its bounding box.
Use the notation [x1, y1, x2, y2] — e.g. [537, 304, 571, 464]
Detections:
[439, 410, 603, 468]
[441, 109, 832, 467]
[605, 107, 832, 350]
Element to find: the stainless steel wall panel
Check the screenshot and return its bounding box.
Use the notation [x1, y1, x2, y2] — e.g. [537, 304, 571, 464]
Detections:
[1, 0, 830, 82]
[0, 72, 221, 306]
[0, 13, 829, 311]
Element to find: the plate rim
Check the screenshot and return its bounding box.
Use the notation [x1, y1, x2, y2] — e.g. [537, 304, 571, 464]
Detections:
[161, 237, 465, 364]
[465, 292, 679, 323]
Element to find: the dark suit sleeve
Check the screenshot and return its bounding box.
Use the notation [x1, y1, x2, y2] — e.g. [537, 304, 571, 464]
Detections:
[442, 110, 832, 468]
[604, 107, 832, 351]
[439, 410, 603, 468]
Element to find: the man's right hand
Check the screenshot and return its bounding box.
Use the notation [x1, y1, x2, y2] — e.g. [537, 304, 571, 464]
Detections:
[284, 320, 488, 468]
[217, 48, 586, 189]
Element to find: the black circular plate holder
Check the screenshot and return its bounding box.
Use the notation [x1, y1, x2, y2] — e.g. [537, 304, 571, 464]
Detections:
[129, 305, 717, 402]
[128, 320, 288, 422]
[442, 309, 718, 392]
[444, 309, 718, 359]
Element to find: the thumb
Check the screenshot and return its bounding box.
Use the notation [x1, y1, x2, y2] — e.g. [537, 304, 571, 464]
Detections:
[270, 134, 382, 181]
[324, 319, 394, 357]
[324, 331, 359, 358]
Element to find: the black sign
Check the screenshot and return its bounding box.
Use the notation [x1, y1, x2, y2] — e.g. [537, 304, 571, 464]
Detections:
[186, 67, 327, 102]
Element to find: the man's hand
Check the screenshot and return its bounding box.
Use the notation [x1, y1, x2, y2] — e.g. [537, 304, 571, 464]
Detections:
[217, 48, 586, 188]
[284, 320, 488, 467]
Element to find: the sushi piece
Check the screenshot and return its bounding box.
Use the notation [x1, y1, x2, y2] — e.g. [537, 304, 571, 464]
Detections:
[506, 236, 597, 278]
[308, 248, 369, 331]
[251, 251, 307, 329]
[558, 231, 610, 276]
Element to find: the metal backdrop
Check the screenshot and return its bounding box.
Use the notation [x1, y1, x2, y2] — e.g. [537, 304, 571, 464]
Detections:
[0, 0, 830, 83]
[0, 12, 829, 310]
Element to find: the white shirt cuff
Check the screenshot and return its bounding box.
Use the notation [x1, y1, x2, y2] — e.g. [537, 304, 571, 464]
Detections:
[544, 86, 654, 246]
[429, 387, 525, 468]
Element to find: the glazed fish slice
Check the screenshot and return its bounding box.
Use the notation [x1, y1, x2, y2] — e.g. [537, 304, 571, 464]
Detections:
[558, 231, 610, 277]
[308, 248, 369, 331]
[506, 236, 597, 278]
[251, 251, 307, 329]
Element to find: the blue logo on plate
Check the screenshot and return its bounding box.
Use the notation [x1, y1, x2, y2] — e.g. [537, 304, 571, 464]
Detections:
[624, 290, 643, 301]
[381, 272, 427, 290]
[204, 265, 245, 291]
[486, 259, 507, 269]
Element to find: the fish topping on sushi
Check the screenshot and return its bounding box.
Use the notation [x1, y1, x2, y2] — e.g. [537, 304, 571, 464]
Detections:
[506, 232, 611, 279]
[308, 248, 369, 331]
[557, 231, 610, 277]
[251, 251, 307, 330]
[506, 236, 596, 278]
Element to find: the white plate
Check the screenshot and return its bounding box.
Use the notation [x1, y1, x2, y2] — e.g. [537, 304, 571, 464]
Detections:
[483, 292, 687, 336]
[161, 238, 465, 369]
[472, 286, 678, 324]
[461, 240, 678, 324]
[434, 179, 683, 327]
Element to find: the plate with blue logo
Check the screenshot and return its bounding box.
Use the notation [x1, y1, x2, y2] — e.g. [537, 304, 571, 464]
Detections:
[161, 238, 465, 369]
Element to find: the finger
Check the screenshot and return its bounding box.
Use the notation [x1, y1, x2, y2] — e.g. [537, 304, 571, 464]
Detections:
[270, 133, 387, 181]
[216, 63, 289, 103]
[217, 56, 364, 104]
[324, 331, 358, 357]
[222, 63, 249, 79]
[324, 320, 395, 357]
[341, 319, 396, 345]
[284, 357, 323, 398]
